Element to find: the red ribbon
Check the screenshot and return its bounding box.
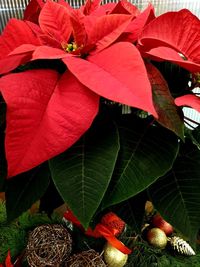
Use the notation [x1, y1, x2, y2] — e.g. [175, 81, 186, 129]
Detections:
[0, 251, 14, 267]
[63, 210, 132, 254]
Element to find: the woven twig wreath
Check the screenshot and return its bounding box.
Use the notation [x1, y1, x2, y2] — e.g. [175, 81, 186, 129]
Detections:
[65, 249, 107, 267]
[26, 224, 72, 267]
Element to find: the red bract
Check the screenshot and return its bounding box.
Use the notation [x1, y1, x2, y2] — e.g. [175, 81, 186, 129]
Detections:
[119, 4, 155, 43]
[0, 251, 14, 267]
[175, 94, 200, 112]
[138, 9, 200, 72]
[0, 19, 40, 57]
[109, 0, 140, 15]
[23, 0, 44, 23]
[88, 0, 139, 17]
[0, 19, 40, 74]
[82, 0, 102, 15]
[24, 0, 71, 23]
[63, 42, 155, 112]
[0, 69, 99, 177]
[38, 1, 72, 47]
[4, 251, 13, 267]
[0, 0, 158, 177]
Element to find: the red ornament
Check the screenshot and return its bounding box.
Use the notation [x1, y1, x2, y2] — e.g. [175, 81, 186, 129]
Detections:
[0, 251, 14, 267]
[101, 212, 125, 236]
[152, 214, 173, 236]
[63, 210, 132, 254]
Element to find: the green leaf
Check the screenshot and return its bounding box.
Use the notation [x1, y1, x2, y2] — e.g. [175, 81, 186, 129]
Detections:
[187, 125, 200, 149]
[0, 200, 7, 224]
[146, 62, 184, 140]
[18, 211, 62, 230]
[152, 61, 190, 98]
[102, 116, 179, 208]
[39, 179, 64, 214]
[0, 225, 26, 263]
[148, 140, 200, 242]
[49, 120, 120, 228]
[6, 163, 50, 222]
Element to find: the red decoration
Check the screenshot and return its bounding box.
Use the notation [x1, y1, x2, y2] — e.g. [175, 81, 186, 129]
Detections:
[152, 214, 174, 236]
[100, 212, 125, 236]
[63, 210, 131, 254]
[0, 251, 14, 267]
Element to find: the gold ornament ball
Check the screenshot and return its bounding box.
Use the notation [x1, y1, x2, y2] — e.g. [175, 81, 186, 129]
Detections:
[104, 242, 128, 267]
[147, 227, 167, 249]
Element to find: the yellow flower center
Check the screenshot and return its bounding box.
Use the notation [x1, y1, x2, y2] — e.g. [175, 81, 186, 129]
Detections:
[195, 72, 200, 83]
[62, 42, 78, 53]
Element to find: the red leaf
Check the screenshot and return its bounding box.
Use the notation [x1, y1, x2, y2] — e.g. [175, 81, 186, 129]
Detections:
[0, 52, 33, 75]
[25, 21, 43, 36]
[90, 3, 117, 16]
[24, 0, 44, 24]
[57, 0, 73, 9]
[0, 70, 99, 177]
[63, 42, 157, 117]
[110, 0, 140, 15]
[39, 1, 72, 44]
[82, 0, 102, 15]
[70, 10, 87, 47]
[0, 44, 37, 75]
[119, 4, 155, 43]
[175, 94, 200, 113]
[146, 62, 184, 139]
[9, 44, 38, 56]
[32, 46, 67, 60]
[38, 34, 62, 48]
[0, 19, 40, 59]
[138, 9, 200, 71]
[34, 0, 44, 7]
[140, 46, 200, 73]
[5, 251, 13, 267]
[86, 14, 132, 53]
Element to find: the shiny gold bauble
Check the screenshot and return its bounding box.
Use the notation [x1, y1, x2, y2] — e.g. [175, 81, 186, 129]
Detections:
[147, 227, 167, 249]
[104, 242, 128, 267]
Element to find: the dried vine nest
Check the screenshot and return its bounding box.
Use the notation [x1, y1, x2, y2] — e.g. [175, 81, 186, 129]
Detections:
[26, 224, 72, 267]
[65, 249, 107, 267]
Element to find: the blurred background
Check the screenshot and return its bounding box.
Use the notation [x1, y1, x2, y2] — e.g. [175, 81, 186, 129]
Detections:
[0, 0, 200, 128]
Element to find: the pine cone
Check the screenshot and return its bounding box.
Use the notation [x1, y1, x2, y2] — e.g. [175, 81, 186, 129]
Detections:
[168, 236, 195, 256]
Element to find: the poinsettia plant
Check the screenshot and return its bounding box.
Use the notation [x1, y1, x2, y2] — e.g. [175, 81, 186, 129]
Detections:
[0, 0, 200, 244]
